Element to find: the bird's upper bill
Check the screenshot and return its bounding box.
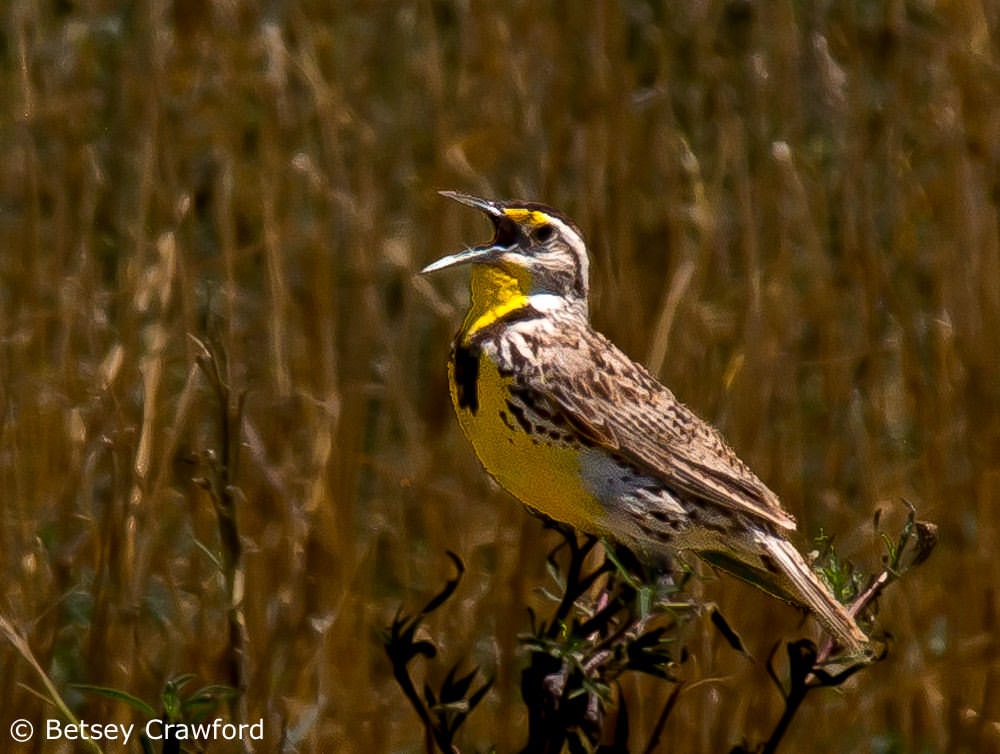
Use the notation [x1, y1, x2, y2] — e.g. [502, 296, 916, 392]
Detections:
[421, 191, 552, 274]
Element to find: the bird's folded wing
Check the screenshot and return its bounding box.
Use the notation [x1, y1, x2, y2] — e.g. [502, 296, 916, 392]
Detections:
[530, 331, 796, 532]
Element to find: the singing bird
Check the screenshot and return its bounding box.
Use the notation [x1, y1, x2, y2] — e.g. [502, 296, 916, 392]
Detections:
[422, 191, 872, 656]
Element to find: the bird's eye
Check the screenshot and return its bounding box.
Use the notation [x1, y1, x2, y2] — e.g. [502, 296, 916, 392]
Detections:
[534, 224, 555, 243]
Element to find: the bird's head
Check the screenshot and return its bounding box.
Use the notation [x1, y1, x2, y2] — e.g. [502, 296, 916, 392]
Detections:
[422, 191, 590, 306]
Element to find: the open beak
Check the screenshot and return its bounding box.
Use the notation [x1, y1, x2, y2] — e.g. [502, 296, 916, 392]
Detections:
[421, 191, 515, 274]
[438, 190, 504, 218]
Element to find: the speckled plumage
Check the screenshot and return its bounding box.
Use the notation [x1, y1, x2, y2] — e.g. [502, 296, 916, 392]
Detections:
[423, 191, 872, 656]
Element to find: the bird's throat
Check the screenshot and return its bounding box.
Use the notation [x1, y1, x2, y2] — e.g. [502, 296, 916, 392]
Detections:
[461, 265, 532, 342]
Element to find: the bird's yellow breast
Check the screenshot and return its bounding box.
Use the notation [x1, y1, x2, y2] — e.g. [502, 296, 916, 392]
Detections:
[448, 349, 605, 532]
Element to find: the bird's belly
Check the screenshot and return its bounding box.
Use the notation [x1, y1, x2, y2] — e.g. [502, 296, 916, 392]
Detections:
[449, 353, 605, 532]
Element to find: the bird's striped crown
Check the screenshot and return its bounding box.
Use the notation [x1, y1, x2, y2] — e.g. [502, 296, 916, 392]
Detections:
[423, 192, 591, 318]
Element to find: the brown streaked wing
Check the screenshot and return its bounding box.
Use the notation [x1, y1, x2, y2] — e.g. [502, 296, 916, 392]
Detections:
[521, 318, 796, 532]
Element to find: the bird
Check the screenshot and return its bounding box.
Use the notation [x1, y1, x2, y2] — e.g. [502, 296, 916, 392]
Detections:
[421, 190, 873, 657]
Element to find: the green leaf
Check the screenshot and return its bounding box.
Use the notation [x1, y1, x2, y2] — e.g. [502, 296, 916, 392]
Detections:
[71, 684, 157, 717]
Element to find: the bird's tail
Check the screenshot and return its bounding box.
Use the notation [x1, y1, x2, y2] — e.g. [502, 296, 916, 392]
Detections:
[696, 531, 873, 658]
[756, 532, 873, 658]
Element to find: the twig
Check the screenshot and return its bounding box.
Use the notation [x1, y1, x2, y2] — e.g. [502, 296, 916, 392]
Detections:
[0, 614, 105, 754]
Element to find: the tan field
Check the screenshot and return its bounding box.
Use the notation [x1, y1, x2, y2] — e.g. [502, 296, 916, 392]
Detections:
[1, 3, 997, 752]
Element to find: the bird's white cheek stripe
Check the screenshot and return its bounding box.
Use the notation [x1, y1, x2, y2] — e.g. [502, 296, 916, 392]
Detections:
[527, 293, 564, 312]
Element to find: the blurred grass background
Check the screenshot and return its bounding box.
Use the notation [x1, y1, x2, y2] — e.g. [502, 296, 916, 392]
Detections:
[1, 1, 998, 752]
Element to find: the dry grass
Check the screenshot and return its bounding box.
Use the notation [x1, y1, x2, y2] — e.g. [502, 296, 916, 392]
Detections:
[1, 2, 998, 752]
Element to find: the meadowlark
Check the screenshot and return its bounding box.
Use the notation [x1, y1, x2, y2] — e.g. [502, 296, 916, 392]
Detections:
[422, 191, 872, 656]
